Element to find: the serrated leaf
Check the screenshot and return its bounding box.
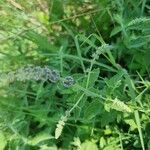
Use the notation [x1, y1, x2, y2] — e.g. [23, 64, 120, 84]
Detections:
[101, 111, 117, 127]
[84, 99, 103, 120]
[88, 68, 100, 86]
[104, 69, 125, 88]
[124, 119, 137, 131]
[82, 68, 100, 88]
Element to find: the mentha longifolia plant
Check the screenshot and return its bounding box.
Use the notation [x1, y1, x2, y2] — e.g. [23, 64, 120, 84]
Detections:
[54, 43, 133, 139]
[1, 36, 149, 150]
[0, 44, 134, 141]
[1, 0, 150, 148]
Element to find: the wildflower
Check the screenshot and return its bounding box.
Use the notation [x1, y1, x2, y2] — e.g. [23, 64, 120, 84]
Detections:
[0, 66, 71, 86]
[7, 71, 15, 83]
[15, 67, 26, 81]
[32, 66, 44, 81]
[63, 76, 75, 87]
[23, 66, 35, 80]
[48, 69, 60, 83]
[0, 73, 8, 86]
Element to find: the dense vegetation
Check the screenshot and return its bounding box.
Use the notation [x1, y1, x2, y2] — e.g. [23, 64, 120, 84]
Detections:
[0, 0, 150, 149]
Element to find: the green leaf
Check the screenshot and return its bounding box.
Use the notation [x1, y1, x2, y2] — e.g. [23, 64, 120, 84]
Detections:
[110, 26, 122, 37]
[99, 137, 106, 148]
[80, 140, 98, 150]
[144, 50, 150, 67]
[0, 132, 7, 150]
[124, 119, 137, 131]
[89, 68, 100, 87]
[101, 111, 117, 127]
[27, 132, 54, 146]
[82, 68, 100, 88]
[24, 31, 58, 52]
[127, 36, 150, 48]
[104, 69, 125, 88]
[84, 99, 103, 120]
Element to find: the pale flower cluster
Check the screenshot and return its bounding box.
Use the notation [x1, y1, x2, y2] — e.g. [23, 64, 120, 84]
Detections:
[0, 66, 74, 87]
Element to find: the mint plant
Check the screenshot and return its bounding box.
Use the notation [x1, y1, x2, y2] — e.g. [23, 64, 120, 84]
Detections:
[0, 0, 150, 150]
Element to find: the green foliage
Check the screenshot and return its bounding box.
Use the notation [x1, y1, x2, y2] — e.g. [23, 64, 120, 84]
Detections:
[0, 0, 150, 149]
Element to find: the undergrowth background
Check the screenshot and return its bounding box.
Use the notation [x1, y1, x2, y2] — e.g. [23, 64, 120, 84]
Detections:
[0, 0, 150, 150]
